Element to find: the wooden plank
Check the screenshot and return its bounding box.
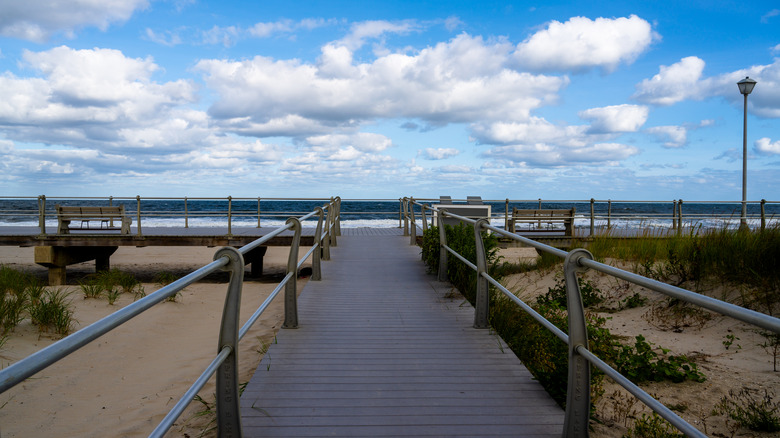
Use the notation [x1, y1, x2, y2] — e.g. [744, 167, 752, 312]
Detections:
[240, 234, 564, 437]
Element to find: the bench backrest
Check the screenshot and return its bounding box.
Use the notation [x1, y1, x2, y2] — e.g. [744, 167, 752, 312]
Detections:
[56, 205, 126, 218]
[511, 208, 575, 220]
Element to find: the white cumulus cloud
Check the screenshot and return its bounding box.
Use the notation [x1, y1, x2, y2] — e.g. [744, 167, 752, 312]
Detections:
[755, 137, 780, 155]
[633, 56, 706, 105]
[578, 104, 649, 133]
[646, 125, 688, 148]
[421, 148, 460, 160]
[513, 15, 658, 73]
[196, 33, 568, 136]
[0, 0, 148, 42]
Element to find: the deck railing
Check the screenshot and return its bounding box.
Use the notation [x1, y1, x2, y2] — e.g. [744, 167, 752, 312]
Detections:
[405, 197, 780, 438]
[0, 197, 342, 437]
[401, 197, 779, 235]
[0, 195, 349, 236]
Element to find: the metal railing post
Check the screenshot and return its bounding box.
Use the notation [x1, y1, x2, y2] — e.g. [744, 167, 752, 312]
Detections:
[437, 209, 448, 282]
[257, 197, 261, 228]
[672, 200, 677, 230]
[504, 198, 509, 231]
[398, 198, 403, 228]
[563, 248, 593, 437]
[334, 197, 342, 237]
[184, 197, 189, 228]
[409, 198, 417, 245]
[607, 199, 612, 229]
[38, 195, 46, 235]
[322, 205, 331, 261]
[109, 196, 115, 228]
[420, 205, 428, 232]
[136, 195, 142, 236]
[473, 219, 490, 329]
[329, 199, 338, 248]
[589, 198, 595, 237]
[761, 199, 766, 231]
[227, 196, 233, 237]
[312, 207, 324, 281]
[401, 197, 409, 236]
[213, 246, 245, 438]
[283, 217, 301, 329]
[677, 199, 683, 235]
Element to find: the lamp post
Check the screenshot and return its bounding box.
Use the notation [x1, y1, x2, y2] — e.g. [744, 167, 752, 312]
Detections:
[737, 76, 757, 229]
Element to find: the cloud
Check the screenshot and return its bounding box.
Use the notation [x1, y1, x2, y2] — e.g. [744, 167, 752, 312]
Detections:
[646, 125, 688, 148]
[335, 20, 420, 51]
[0, 0, 148, 42]
[144, 28, 183, 47]
[249, 20, 295, 38]
[485, 142, 639, 167]
[513, 15, 658, 73]
[196, 33, 568, 136]
[634, 57, 780, 117]
[202, 25, 241, 47]
[249, 18, 337, 38]
[421, 148, 460, 160]
[0, 46, 200, 153]
[755, 137, 780, 155]
[761, 9, 780, 23]
[306, 132, 393, 153]
[578, 104, 649, 133]
[633, 56, 706, 105]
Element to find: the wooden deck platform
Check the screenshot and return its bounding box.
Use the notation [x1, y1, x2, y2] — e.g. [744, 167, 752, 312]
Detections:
[240, 233, 564, 437]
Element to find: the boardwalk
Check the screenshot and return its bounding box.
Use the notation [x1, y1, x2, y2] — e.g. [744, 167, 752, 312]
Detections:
[240, 231, 564, 437]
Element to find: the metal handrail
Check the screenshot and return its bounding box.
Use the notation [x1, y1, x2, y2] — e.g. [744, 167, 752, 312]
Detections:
[0, 197, 342, 438]
[406, 197, 780, 437]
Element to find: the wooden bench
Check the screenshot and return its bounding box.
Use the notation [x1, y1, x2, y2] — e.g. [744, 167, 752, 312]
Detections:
[508, 208, 576, 237]
[56, 205, 132, 234]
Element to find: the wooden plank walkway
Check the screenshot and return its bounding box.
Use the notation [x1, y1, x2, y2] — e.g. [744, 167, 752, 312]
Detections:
[240, 233, 564, 437]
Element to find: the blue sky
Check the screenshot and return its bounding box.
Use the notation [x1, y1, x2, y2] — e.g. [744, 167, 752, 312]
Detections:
[0, 0, 778, 201]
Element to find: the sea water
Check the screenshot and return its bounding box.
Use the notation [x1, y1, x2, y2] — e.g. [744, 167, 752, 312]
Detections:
[0, 198, 777, 231]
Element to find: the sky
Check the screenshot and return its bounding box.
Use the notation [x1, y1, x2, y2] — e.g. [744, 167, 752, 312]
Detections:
[0, 0, 778, 201]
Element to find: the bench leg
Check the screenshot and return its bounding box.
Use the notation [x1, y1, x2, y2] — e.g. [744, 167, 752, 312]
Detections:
[243, 246, 268, 277]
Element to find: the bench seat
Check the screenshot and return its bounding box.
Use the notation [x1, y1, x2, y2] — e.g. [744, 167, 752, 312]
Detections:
[56, 205, 132, 234]
[508, 208, 576, 237]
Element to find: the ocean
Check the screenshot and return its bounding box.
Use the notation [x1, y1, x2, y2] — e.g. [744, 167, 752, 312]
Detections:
[0, 197, 778, 231]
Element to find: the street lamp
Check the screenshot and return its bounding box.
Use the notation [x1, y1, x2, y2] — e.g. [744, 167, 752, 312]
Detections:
[737, 76, 756, 229]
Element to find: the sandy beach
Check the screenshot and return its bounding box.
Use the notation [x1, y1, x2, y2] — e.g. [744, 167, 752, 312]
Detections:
[0, 245, 307, 437]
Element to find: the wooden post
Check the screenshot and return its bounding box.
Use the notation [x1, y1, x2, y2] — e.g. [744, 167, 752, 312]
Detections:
[761, 199, 766, 231]
[589, 198, 595, 237]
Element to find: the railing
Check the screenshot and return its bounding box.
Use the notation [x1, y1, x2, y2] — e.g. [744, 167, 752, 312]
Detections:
[0, 196, 421, 235]
[404, 197, 780, 437]
[400, 197, 779, 236]
[0, 197, 342, 437]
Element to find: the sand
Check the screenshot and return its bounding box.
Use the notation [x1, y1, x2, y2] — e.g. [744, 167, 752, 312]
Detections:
[0, 245, 307, 437]
[1, 245, 778, 437]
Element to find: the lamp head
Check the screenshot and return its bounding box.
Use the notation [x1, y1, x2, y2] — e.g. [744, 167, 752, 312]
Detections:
[737, 76, 757, 95]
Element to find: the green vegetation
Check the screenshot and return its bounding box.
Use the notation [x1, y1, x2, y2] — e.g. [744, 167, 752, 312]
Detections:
[613, 335, 704, 384]
[713, 387, 780, 433]
[420, 224, 705, 410]
[28, 288, 74, 336]
[623, 412, 684, 438]
[589, 226, 780, 316]
[79, 268, 145, 304]
[153, 271, 181, 302]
